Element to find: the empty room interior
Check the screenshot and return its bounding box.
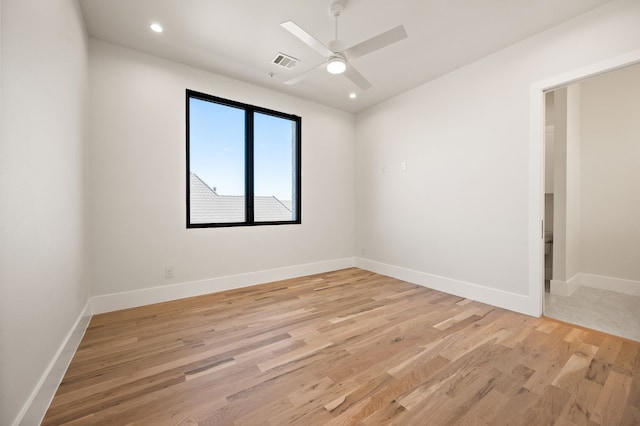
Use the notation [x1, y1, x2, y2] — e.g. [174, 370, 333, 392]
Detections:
[1, 0, 640, 425]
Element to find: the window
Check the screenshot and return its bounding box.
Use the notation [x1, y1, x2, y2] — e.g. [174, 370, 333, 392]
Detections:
[186, 90, 301, 227]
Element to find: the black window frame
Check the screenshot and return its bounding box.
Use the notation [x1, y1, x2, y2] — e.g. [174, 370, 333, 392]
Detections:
[186, 89, 302, 228]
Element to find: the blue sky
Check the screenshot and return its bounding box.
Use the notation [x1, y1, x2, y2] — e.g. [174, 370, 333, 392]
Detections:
[189, 98, 295, 201]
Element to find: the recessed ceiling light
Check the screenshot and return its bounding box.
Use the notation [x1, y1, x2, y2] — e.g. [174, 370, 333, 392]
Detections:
[150, 23, 164, 33]
[349, 92, 357, 99]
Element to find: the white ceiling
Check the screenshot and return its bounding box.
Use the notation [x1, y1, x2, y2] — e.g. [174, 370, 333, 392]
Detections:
[79, 0, 610, 113]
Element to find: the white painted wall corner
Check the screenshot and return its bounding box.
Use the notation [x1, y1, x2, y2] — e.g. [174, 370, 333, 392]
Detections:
[14, 301, 92, 426]
[15, 257, 354, 425]
[550, 274, 581, 296]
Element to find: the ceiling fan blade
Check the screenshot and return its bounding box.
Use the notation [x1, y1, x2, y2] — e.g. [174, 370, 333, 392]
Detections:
[284, 62, 326, 85]
[281, 21, 333, 58]
[343, 25, 408, 60]
[343, 64, 372, 91]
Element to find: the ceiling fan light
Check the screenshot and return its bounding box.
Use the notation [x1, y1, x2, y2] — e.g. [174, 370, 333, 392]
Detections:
[327, 56, 346, 74]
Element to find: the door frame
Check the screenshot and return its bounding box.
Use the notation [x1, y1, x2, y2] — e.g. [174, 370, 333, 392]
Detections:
[528, 49, 640, 316]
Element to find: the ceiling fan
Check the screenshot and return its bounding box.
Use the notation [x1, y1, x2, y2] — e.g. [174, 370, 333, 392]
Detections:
[280, 1, 408, 91]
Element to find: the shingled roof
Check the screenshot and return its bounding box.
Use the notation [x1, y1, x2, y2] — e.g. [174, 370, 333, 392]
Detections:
[189, 173, 293, 224]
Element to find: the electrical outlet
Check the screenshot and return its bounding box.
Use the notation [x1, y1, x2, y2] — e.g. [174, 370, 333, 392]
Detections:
[165, 267, 174, 279]
[401, 162, 407, 170]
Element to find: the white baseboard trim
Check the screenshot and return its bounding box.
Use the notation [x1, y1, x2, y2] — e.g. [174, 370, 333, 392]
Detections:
[15, 258, 356, 425]
[550, 274, 581, 296]
[580, 273, 640, 296]
[355, 258, 537, 317]
[14, 300, 92, 426]
[90, 257, 356, 314]
[550, 273, 640, 297]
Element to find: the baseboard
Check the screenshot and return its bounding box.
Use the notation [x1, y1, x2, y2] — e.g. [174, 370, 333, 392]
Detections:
[90, 257, 356, 314]
[550, 274, 581, 296]
[580, 273, 640, 296]
[355, 258, 537, 317]
[15, 258, 355, 424]
[549, 273, 640, 297]
[14, 300, 92, 426]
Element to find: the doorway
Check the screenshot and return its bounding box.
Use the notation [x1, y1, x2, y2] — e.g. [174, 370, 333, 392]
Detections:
[541, 63, 640, 341]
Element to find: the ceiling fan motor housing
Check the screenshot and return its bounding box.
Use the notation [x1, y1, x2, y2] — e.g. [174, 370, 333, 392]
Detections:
[330, 2, 344, 18]
[329, 40, 345, 53]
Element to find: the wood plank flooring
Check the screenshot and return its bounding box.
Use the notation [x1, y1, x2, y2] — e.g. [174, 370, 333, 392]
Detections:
[43, 268, 640, 425]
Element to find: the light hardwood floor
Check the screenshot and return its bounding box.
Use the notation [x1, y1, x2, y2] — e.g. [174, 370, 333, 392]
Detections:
[43, 268, 640, 425]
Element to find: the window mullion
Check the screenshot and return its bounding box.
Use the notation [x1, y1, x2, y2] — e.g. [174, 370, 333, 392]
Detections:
[245, 109, 254, 223]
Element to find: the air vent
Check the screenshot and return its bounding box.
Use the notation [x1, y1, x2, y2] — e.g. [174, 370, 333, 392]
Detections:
[272, 52, 299, 69]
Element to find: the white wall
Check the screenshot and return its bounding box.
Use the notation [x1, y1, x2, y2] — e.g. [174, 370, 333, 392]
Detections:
[565, 85, 582, 281]
[355, 0, 640, 314]
[544, 92, 555, 194]
[580, 63, 640, 283]
[88, 40, 355, 297]
[553, 88, 569, 282]
[0, 0, 89, 424]
[551, 85, 583, 294]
